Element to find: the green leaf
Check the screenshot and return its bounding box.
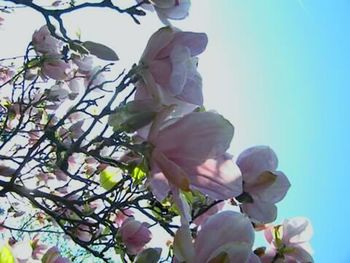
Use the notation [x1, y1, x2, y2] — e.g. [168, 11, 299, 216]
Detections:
[0, 245, 15, 263]
[99, 166, 122, 190]
[83, 41, 119, 61]
[131, 163, 147, 184]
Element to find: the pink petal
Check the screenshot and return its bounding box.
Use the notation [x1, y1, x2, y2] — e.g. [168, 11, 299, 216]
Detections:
[155, 0, 190, 20]
[149, 59, 172, 88]
[169, 45, 191, 95]
[177, 69, 203, 105]
[185, 156, 243, 200]
[42, 59, 72, 81]
[173, 225, 195, 262]
[237, 146, 278, 175]
[253, 171, 291, 203]
[288, 245, 314, 262]
[157, 31, 208, 59]
[194, 211, 254, 263]
[155, 112, 234, 162]
[264, 226, 274, 244]
[141, 27, 175, 62]
[241, 201, 277, 224]
[282, 217, 313, 244]
[151, 148, 190, 191]
[193, 202, 225, 226]
[149, 170, 170, 201]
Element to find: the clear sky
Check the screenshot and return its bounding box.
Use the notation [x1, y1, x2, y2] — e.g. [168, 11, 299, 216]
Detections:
[1, 1, 349, 262]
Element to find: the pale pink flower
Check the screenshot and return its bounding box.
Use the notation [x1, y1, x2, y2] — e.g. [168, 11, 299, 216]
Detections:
[31, 234, 47, 260]
[114, 209, 134, 227]
[41, 59, 73, 81]
[42, 246, 70, 263]
[137, 27, 207, 108]
[46, 83, 70, 101]
[149, 111, 242, 201]
[73, 55, 95, 74]
[32, 25, 63, 55]
[0, 16, 4, 26]
[137, 0, 190, 25]
[75, 224, 93, 242]
[236, 146, 291, 224]
[36, 172, 55, 185]
[192, 201, 225, 226]
[53, 169, 68, 181]
[261, 217, 314, 263]
[68, 120, 85, 139]
[173, 211, 255, 263]
[0, 65, 15, 85]
[118, 218, 152, 255]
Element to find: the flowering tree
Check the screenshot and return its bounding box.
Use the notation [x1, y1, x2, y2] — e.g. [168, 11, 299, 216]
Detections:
[0, 1, 313, 263]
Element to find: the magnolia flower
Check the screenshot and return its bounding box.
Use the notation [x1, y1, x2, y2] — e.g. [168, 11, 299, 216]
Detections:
[261, 217, 314, 263]
[42, 246, 70, 263]
[236, 146, 291, 224]
[31, 235, 47, 260]
[0, 65, 15, 85]
[118, 218, 152, 255]
[149, 111, 242, 201]
[137, 27, 207, 108]
[53, 169, 68, 181]
[76, 224, 94, 242]
[173, 211, 255, 263]
[73, 55, 95, 74]
[32, 25, 63, 55]
[137, 0, 191, 25]
[41, 59, 74, 81]
[193, 201, 225, 226]
[114, 209, 134, 227]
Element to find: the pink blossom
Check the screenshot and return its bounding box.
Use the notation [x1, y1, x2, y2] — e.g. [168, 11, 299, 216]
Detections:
[36, 172, 55, 185]
[137, 0, 191, 25]
[149, 111, 242, 201]
[32, 25, 63, 55]
[118, 218, 152, 255]
[73, 55, 95, 74]
[137, 27, 207, 107]
[0, 65, 15, 85]
[261, 217, 314, 263]
[236, 146, 291, 224]
[192, 201, 225, 226]
[173, 211, 255, 263]
[42, 246, 70, 263]
[68, 120, 85, 139]
[53, 169, 68, 181]
[114, 209, 134, 227]
[75, 224, 93, 242]
[0, 16, 4, 26]
[41, 59, 73, 81]
[31, 234, 47, 260]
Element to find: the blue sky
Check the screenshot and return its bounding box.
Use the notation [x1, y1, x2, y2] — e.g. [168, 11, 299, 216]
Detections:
[198, 1, 349, 262]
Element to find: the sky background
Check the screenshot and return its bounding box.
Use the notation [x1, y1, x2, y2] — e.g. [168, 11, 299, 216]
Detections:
[1, 0, 349, 262]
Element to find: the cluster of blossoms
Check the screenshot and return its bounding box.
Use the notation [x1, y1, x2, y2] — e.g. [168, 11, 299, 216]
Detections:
[0, 0, 313, 262]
